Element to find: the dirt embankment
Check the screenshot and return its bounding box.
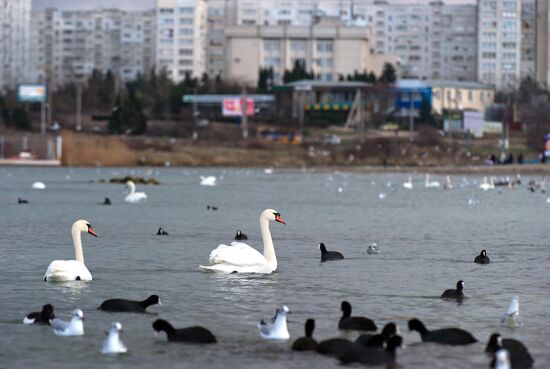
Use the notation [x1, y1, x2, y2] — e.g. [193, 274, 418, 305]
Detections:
[61, 131, 550, 175]
[61, 131, 312, 167]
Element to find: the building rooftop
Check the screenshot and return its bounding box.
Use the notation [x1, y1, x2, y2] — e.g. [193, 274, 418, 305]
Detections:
[428, 80, 495, 90]
[284, 80, 371, 89]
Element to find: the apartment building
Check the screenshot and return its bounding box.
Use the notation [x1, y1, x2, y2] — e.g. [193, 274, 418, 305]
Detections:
[0, 0, 31, 92]
[30, 8, 156, 87]
[206, 0, 227, 77]
[477, 0, 522, 89]
[155, 0, 208, 82]
[224, 19, 397, 86]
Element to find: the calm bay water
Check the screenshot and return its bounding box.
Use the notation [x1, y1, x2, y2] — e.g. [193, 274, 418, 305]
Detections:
[0, 167, 549, 369]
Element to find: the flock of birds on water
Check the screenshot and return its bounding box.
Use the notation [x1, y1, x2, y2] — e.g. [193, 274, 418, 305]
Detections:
[12, 169, 544, 368]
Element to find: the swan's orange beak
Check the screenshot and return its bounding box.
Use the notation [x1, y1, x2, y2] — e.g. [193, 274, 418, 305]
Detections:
[88, 227, 98, 237]
[275, 215, 286, 225]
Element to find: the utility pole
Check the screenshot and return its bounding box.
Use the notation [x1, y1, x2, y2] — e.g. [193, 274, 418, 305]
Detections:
[192, 88, 198, 140]
[409, 89, 414, 142]
[357, 89, 365, 144]
[40, 98, 46, 135]
[298, 91, 305, 140]
[76, 83, 82, 131]
[241, 85, 248, 139]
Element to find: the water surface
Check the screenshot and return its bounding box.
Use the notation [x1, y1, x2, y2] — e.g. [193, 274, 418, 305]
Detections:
[0, 167, 549, 368]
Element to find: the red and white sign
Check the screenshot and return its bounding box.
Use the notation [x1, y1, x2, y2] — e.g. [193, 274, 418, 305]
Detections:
[222, 98, 255, 117]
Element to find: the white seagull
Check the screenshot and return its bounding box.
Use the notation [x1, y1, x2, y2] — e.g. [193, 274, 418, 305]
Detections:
[101, 322, 127, 354]
[51, 309, 85, 336]
[258, 305, 290, 340]
[501, 296, 522, 326]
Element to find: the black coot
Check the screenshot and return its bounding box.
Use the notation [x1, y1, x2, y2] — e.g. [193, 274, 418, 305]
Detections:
[408, 318, 477, 345]
[99, 295, 161, 313]
[339, 301, 377, 331]
[292, 319, 318, 351]
[441, 280, 465, 299]
[319, 243, 344, 262]
[485, 333, 534, 369]
[152, 319, 217, 343]
[474, 250, 490, 264]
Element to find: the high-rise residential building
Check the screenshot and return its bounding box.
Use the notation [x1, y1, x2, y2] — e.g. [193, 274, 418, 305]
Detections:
[155, 0, 208, 82]
[30, 8, 156, 88]
[477, 0, 522, 89]
[206, 0, 227, 77]
[0, 0, 31, 92]
[224, 18, 398, 86]
[535, 0, 549, 86]
[520, 0, 536, 80]
[225, 0, 478, 82]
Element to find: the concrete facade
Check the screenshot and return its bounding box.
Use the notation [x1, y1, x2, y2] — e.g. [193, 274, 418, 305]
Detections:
[0, 0, 31, 92]
[430, 80, 495, 114]
[477, 0, 522, 89]
[224, 20, 397, 86]
[30, 8, 156, 87]
[155, 0, 208, 82]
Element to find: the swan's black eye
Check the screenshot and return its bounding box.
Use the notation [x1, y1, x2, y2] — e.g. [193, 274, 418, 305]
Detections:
[86, 223, 91, 228]
[273, 212, 280, 216]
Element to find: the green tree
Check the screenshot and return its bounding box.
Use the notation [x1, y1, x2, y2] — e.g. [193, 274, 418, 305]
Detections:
[12, 107, 31, 130]
[379, 63, 397, 84]
[257, 67, 274, 92]
[418, 98, 434, 126]
[108, 86, 147, 134]
[283, 60, 313, 83]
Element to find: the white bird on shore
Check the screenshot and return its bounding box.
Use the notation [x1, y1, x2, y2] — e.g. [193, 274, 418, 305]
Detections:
[32, 181, 46, 189]
[425, 174, 440, 188]
[51, 309, 85, 336]
[200, 175, 217, 186]
[101, 322, 127, 355]
[501, 296, 522, 326]
[403, 176, 413, 189]
[258, 305, 290, 340]
[125, 180, 147, 203]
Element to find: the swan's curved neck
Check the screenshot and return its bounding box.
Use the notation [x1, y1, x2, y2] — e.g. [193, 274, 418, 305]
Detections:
[71, 227, 85, 264]
[128, 183, 136, 194]
[260, 217, 276, 270]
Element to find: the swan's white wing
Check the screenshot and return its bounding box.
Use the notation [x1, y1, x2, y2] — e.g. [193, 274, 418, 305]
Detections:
[45, 260, 92, 281]
[208, 242, 267, 266]
[506, 297, 519, 316]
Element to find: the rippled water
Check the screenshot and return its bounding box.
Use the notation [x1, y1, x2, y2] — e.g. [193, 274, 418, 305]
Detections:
[0, 167, 549, 369]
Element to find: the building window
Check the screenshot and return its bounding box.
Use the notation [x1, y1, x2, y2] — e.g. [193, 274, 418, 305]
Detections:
[160, 8, 174, 14]
[180, 7, 193, 14]
[316, 40, 333, 53]
[264, 39, 281, 53]
[290, 39, 307, 52]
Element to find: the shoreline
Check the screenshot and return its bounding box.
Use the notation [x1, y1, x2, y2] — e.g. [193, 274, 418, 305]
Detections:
[2, 162, 549, 175]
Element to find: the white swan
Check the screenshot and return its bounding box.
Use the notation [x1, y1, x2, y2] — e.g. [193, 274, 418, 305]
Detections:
[32, 182, 46, 189]
[199, 209, 286, 274]
[44, 220, 97, 282]
[51, 309, 85, 336]
[125, 180, 147, 203]
[403, 176, 413, 189]
[200, 175, 217, 186]
[480, 176, 495, 191]
[425, 174, 440, 188]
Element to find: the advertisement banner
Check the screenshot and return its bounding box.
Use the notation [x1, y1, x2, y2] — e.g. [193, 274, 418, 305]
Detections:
[544, 133, 550, 157]
[222, 98, 254, 117]
[17, 84, 47, 103]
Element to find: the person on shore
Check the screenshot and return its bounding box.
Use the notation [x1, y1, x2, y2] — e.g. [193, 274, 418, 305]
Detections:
[517, 153, 524, 164]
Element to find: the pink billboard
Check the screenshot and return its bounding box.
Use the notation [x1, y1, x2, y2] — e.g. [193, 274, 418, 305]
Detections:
[222, 98, 255, 117]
